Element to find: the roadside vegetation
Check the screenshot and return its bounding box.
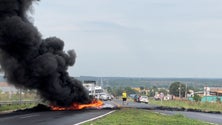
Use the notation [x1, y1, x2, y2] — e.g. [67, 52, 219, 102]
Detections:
[0, 90, 37, 101]
[150, 99, 222, 112]
[0, 103, 37, 112]
[83, 108, 211, 125]
[0, 90, 38, 112]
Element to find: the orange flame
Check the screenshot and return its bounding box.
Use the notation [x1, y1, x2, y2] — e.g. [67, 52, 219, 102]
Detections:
[50, 99, 104, 110]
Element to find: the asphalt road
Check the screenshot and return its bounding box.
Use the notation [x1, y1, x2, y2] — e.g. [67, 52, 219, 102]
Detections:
[0, 99, 222, 125]
[0, 109, 114, 125]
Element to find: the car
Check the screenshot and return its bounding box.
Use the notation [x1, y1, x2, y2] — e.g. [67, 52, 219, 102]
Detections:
[139, 95, 149, 104]
[107, 94, 114, 101]
[99, 93, 109, 101]
[154, 95, 160, 100]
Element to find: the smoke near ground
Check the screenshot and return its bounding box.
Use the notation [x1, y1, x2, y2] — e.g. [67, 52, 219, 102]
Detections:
[0, 0, 91, 106]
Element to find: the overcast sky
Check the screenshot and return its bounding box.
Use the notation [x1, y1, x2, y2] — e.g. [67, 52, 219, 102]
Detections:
[32, 0, 222, 78]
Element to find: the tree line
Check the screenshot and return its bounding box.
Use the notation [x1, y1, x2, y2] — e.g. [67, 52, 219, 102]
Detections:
[105, 82, 195, 98]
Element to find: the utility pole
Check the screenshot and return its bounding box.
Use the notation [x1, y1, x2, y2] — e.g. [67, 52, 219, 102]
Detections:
[185, 83, 187, 99]
[19, 88, 22, 105]
[179, 84, 181, 99]
[100, 77, 103, 87]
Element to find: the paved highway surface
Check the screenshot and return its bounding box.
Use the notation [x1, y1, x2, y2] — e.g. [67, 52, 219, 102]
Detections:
[0, 109, 114, 125]
[0, 99, 221, 125]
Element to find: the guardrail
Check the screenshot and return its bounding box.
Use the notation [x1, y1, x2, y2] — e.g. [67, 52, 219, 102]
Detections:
[0, 100, 39, 106]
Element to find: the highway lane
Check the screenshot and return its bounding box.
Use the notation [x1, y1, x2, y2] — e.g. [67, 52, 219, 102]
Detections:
[112, 99, 158, 109]
[0, 109, 114, 125]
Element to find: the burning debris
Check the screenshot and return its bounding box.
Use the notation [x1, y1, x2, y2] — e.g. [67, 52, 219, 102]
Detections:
[6, 99, 119, 113]
[0, 0, 91, 107]
[50, 99, 104, 111]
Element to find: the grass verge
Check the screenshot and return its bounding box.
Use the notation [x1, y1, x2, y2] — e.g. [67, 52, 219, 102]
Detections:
[0, 103, 37, 112]
[83, 108, 211, 125]
[149, 99, 222, 112]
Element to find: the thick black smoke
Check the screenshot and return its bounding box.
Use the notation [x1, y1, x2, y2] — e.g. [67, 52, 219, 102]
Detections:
[0, 0, 91, 106]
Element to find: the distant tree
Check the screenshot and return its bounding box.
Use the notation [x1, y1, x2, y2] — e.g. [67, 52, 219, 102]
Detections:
[113, 87, 123, 96]
[111, 86, 137, 96]
[106, 87, 112, 94]
[117, 87, 124, 96]
[193, 94, 201, 102]
[169, 82, 186, 97]
[149, 86, 158, 97]
[124, 87, 137, 95]
[140, 86, 144, 90]
[158, 88, 168, 95]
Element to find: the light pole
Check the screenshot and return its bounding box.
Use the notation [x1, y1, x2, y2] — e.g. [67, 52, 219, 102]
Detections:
[19, 88, 22, 105]
[185, 83, 187, 99]
[178, 84, 181, 99]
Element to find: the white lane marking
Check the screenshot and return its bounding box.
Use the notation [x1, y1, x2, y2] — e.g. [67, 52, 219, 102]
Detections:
[20, 114, 40, 119]
[74, 110, 116, 125]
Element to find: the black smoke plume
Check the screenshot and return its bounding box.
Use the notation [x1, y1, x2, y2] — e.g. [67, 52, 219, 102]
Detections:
[0, 0, 91, 106]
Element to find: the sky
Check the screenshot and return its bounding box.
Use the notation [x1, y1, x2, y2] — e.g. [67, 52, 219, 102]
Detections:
[32, 0, 222, 78]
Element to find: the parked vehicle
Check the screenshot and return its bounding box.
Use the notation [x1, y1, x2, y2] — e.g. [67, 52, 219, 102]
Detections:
[139, 95, 149, 104]
[107, 94, 114, 101]
[154, 95, 160, 100]
[99, 93, 109, 101]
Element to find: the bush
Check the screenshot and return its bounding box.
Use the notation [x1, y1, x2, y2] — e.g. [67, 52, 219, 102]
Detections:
[193, 94, 201, 102]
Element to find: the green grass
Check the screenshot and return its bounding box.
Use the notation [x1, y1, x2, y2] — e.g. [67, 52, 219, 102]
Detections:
[83, 108, 211, 125]
[150, 99, 222, 112]
[0, 103, 37, 112]
[0, 93, 38, 101]
[0, 93, 38, 112]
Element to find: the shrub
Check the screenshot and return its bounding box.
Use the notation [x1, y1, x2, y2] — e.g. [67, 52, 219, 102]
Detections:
[193, 94, 201, 102]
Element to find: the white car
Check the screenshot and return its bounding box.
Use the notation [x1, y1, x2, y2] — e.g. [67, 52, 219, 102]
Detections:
[139, 96, 149, 104]
[99, 93, 109, 101]
[107, 94, 113, 101]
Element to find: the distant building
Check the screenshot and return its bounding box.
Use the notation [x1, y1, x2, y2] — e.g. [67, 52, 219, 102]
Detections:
[194, 91, 204, 97]
[132, 87, 149, 95]
[188, 87, 222, 102]
[132, 88, 140, 92]
[204, 87, 222, 96]
[204, 87, 210, 96]
[187, 90, 194, 97]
